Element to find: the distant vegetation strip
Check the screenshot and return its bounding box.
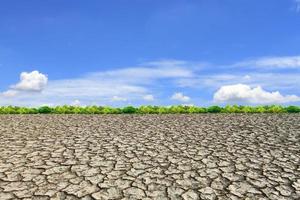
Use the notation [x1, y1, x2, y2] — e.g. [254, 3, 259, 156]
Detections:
[0, 105, 299, 114]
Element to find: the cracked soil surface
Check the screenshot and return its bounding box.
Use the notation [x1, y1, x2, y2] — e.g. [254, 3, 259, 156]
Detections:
[0, 114, 300, 200]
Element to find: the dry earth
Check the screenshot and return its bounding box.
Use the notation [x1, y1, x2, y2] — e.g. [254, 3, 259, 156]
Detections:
[0, 114, 300, 200]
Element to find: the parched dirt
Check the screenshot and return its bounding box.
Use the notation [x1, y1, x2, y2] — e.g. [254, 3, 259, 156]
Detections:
[0, 114, 299, 200]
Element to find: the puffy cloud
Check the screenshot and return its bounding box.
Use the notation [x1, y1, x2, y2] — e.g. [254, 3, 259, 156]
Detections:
[1, 71, 47, 99]
[171, 92, 190, 102]
[1, 58, 299, 106]
[0, 60, 196, 106]
[143, 94, 154, 101]
[177, 72, 300, 96]
[214, 84, 300, 104]
[12, 71, 48, 92]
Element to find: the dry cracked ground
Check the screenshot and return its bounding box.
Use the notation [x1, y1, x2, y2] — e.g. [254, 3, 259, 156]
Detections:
[0, 114, 300, 200]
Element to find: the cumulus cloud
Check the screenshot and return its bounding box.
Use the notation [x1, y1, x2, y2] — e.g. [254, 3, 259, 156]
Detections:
[143, 94, 154, 101]
[178, 72, 300, 96]
[11, 71, 48, 92]
[171, 92, 190, 102]
[0, 60, 197, 106]
[1, 59, 299, 106]
[236, 56, 300, 69]
[214, 84, 300, 104]
[1, 71, 48, 99]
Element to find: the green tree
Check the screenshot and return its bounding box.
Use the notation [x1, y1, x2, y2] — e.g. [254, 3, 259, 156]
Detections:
[84, 106, 102, 114]
[255, 106, 266, 113]
[207, 106, 222, 113]
[158, 107, 168, 114]
[224, 105, 243, 113]
[268, 105, 285, 113]
[168, 105, 188, 114]
[187, 106, 206, 113]
[285, 106, 300, 113]
[2, 106, 18, 114]
[122, 106, 137, 114]
[53, 106, 68, 114]
[138, 106, 155, 114]
[38, 106, 53, 114]
[241, 106, 255, 113]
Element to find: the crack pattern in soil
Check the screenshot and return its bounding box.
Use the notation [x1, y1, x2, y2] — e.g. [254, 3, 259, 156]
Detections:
[0, 114, 299, 199]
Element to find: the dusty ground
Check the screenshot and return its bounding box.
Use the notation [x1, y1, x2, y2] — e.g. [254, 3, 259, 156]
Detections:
[0, 114, 299, 200]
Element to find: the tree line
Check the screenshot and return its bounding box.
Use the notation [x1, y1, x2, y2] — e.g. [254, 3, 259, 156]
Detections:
[0, 105, 299, 114]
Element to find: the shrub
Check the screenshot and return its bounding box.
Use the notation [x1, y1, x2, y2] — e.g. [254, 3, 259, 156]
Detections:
[285, 106, 300, 113]
[18, 107, 38, 114]
[268, 105, 286, 113]
[223, 105, 242, 113]
[187, 106, 207, 113]
[38, 106, 53, 114]
[138, 106, 156, 114]
[255, 106, 266, 113]
[101, 107, 112, 114]
[85, 106, 102, 114]
[187, 106, 199, 113]
[142, 106, 160, 114]
[112, 108, 122, 114]
[122, 106, 137, 114]
[151, 106, 160, 114]
[0, 105, 299, 114]
[168, 105, 188, 114]
[241, 106, 255, 113]
[207, 106, 222, 113]
[53, 105, 79, 114]
[101, 107, 122, 114]
[0, 106, 18, 114]
[158, 107, 168, 114]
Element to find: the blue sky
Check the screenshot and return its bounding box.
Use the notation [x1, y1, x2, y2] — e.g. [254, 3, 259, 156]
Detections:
[1, 0, 300, 106]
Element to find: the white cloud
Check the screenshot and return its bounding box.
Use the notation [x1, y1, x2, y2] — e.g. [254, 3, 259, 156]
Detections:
[90, 60, 194, 83]
[1, 71, 48, 99]
[11, 71, 48, 92]
[111, 96, 127, 102]
[0, 60, 196, 106]
[178, 72, 300, 94]
[71, 99, 81, 106]
[143, 94, 154, 101]
[171, 92, 190, 102]
[1, 90, 18, 97]
[214, 84, 300, 104]
[1, 59, 299, 106]
[235, 56, 300, 68]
